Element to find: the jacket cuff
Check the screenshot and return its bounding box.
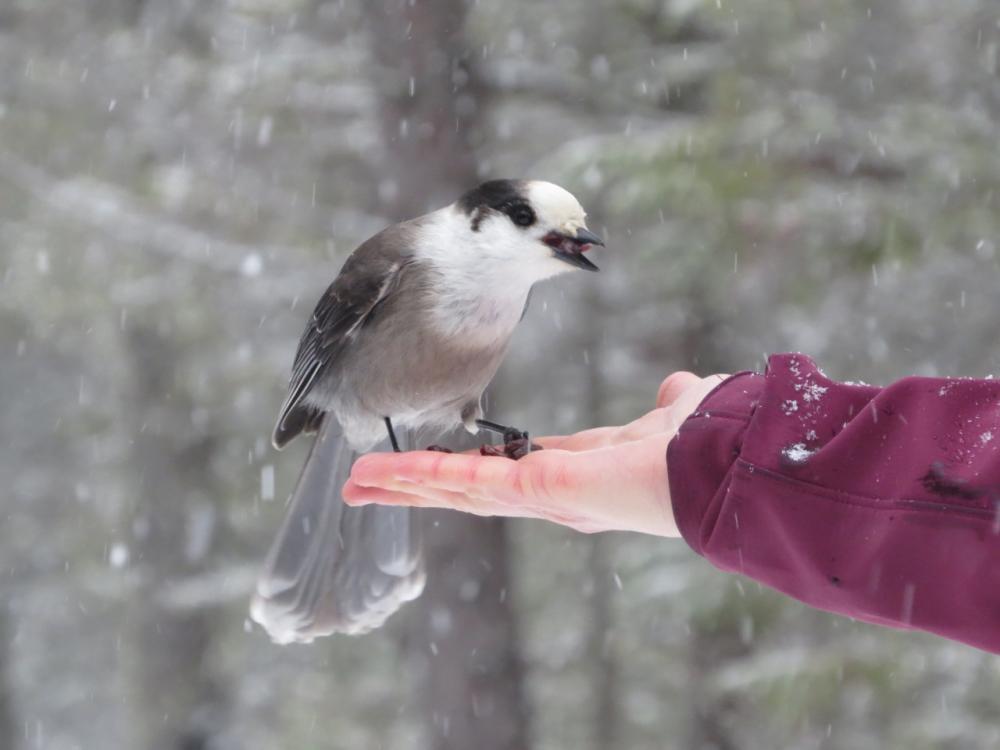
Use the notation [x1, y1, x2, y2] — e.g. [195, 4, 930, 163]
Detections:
[667, 371, 764, 555]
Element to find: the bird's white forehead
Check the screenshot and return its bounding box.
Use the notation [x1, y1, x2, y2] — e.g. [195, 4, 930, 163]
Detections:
[525, 180, 587, 231]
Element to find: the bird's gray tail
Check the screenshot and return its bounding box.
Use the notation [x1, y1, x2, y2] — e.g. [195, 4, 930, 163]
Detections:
[250, 419, 425, 643]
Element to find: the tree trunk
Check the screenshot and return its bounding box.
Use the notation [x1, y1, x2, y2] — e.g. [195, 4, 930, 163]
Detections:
[363, 0, 486, 219]
[417, 510, 530, 750]
[363, 3, 531, 749]
[579, 283, 620, 750]
[122, 326, 226, 750]
[685, 626, 741, 750]
[0, 605, 15, 750]
[584, 535, 619, 750]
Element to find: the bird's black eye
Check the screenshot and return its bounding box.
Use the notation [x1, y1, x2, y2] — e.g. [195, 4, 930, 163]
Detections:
[507, 203, 535, 228]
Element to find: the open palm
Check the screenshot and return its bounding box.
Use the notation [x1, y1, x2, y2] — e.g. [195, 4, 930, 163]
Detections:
[342, 372, 727, 537]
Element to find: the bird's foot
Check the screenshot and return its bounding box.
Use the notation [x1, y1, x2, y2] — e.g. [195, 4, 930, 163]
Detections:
[474, 420, 543, 459]
[501, 426, 527, 444]
[480, 433, 543, 460]
[425, 445, 454, 453]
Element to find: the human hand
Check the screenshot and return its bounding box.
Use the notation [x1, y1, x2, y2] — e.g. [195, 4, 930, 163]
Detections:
[342, 372, 729, 536]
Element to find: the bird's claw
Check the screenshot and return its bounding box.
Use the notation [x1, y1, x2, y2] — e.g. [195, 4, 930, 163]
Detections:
[480, 435, 543, 460]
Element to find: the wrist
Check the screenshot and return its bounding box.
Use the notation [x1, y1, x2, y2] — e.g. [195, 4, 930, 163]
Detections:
[631, 434, 680, 538]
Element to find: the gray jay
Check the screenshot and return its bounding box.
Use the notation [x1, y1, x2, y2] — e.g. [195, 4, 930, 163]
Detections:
[251, 179, 603, 643]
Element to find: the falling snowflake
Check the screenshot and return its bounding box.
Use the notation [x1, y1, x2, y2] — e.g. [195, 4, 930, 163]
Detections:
[261, 464, 275, 501]
[241, 253, 263, 277]
[109, 542, 129, 569]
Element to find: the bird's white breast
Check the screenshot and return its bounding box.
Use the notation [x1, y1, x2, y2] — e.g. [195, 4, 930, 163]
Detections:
[414, 207, 543, 348]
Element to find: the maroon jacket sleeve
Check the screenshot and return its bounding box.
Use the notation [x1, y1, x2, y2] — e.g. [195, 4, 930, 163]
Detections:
[667, 353, 1000, 654]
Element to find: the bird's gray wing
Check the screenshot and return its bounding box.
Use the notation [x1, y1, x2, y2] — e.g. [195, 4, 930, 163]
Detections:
[272, 245, 407, 449]
[257, 223, 429, 641]
[251, 418, 425, 642]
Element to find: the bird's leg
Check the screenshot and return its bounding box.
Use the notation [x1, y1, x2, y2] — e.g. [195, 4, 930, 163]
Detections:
[475, 418, 543, 460]
[383, 417, 401, 453]
[476, 418, 536, 444]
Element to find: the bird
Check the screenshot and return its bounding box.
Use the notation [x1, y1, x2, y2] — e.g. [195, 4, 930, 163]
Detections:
[250, 179, 604, 643]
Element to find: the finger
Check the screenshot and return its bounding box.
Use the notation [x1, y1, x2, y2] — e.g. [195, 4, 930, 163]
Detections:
[656, 371, 700, 408]
[670, 373, 730, 417]
[543, 403, 692, 450]
[344, 478, 541, 519]
[360, 472, 599, 528]
[537, 409, 693, 451]
[507, 425, 635, 451]
[532, 426, 621, 451]
[352, 451, 518, 493]
[435, 437, 576, 453]
[539, 373, 732, 450]
[613, 407, 675, 443]
[344, 478, 478, 512]
[342, 481, 413, 507]
[356, 449, 588, 513]
[504, 408, 675, 454]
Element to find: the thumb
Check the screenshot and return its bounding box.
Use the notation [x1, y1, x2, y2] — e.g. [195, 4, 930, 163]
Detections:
[657, 371, 700, 408]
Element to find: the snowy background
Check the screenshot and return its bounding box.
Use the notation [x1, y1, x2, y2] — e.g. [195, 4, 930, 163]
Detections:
[4, 1, 1000, 748]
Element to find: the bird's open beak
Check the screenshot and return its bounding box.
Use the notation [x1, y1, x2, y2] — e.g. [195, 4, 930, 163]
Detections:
[544, 227, 604, 272]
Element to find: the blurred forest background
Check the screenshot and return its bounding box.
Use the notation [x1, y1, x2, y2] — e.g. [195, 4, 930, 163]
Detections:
[3, 0, 1000, 748]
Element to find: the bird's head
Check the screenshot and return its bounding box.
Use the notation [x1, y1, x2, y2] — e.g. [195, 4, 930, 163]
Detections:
[455, 179, 604, 276]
